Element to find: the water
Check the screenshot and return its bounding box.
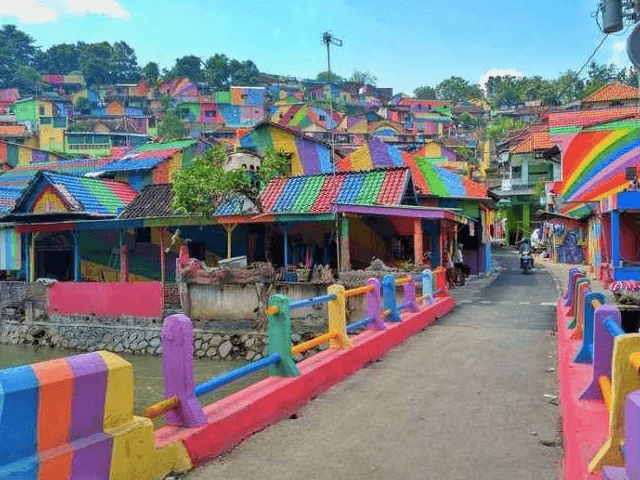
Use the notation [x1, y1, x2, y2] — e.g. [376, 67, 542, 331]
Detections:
[0, 344, 267, 426]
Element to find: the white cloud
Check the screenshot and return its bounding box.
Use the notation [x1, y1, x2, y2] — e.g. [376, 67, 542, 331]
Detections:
[609, 40, 630, 68]
[479, 68, 524, 91]
[0, 0, 130, 24]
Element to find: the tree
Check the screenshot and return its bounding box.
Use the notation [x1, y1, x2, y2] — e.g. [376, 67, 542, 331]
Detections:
[435, 76, 483, 102]
[0, 25, 38, 67]
[12, 65, 41, 93]
[229, 59, 260, 86]
[39, 43, 79, 74]
[316, 71, 344, 83]
[141, 61, 159, 85]
[110, 41, 140, 84]
[172, 146, 289, 216]
[349, 68, 377, 85]
[413, 86, 436, 99]
[158, 111, 188, 140]
[170, 55, 203, 82]
[204, 54, 230, 89]
[79, 41, 112, 86]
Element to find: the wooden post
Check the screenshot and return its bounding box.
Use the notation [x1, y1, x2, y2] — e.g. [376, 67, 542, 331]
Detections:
[413, 217, 423, 267]
[72, 230, 80, 282]
[284, 226, 289, 269]
[339, 215, 350, 271]
[159, 227, 166, 310]
[119, 231, 128, 283]
[223, 223, 238, 260]
[29, 233, 38, 282]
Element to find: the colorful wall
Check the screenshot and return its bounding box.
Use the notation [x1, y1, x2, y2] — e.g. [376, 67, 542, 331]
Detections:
[239, 124, 333, 175]
[337, 138, 406, 171]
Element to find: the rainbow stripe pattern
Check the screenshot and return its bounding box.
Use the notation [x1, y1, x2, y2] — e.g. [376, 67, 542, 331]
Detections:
[405, 156, 488, 199]
[0, 351, 132, 479]
[559, 127, 640, 207]
[337, 138, 407, 171]
[0, 227, 21, 270]
[16, 172, 138, 216]
[260, 168, 410, 213]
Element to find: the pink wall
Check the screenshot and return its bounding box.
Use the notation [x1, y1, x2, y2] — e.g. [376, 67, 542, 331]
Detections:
[48, 282, 163, 317]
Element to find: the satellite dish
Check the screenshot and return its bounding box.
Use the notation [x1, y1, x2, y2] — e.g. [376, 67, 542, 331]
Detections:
[627, 22, 640, 70]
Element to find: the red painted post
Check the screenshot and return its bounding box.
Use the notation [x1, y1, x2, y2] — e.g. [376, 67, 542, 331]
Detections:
[413, 218, 423, 267]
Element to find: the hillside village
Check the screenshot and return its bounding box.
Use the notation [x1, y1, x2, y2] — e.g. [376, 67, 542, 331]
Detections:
[0, 24, 636, 297]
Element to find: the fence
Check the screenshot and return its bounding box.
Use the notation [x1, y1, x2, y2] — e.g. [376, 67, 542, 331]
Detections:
[562, 267, 640, 479]
[145, 270, 438, 424]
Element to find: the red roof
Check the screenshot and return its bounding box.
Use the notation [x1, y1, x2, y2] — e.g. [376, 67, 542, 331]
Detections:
[583, 82, 637, 103]
[0, 126, 29, 137]
[547, 106, 639, 128]
[510, 130, 555, 154]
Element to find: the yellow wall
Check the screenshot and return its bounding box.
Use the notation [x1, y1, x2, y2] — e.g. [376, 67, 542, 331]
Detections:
[424, 142, 442, 157]
[37, 100, 54, 117]
[39, 124, 65, 152]
[270, 126, 303, 175]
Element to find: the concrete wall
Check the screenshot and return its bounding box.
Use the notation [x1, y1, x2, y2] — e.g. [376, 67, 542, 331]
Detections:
[48, 282, 163, 317]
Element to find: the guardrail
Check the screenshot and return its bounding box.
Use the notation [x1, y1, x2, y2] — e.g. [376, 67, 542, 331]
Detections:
[145, 271, 439, 426]
[562, 268, 640, 478]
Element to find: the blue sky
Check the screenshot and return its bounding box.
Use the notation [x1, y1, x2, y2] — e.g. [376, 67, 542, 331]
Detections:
[1, 0, 632, 94]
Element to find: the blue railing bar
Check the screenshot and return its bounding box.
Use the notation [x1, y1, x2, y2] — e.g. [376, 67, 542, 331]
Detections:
[346, 316, 374, 332]
[194, 352, 281, 397]
[398, 300, 413, 311]
[289, 294, 337, 310]
[604, 317, 624, 338]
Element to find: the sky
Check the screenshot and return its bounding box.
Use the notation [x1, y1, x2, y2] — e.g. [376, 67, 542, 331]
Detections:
[0, 0, 634, 94]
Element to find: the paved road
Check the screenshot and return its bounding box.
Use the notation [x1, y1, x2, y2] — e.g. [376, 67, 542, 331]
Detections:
[188, 248, 560, 480]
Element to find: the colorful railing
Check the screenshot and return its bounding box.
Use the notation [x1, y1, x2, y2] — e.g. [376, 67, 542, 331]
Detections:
[144, 271, 437, 426]
[562, 268, 640, 479]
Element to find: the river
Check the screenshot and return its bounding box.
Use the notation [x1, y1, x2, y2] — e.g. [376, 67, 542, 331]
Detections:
[0, 344, 266, 426]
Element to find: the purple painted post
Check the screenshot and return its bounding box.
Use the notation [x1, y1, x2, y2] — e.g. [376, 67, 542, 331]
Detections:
[565, 271, 586, 312]
[580, 305, 622, 401]
[563, 268, 580, 302]
[602, 390, 640, 480]
[162, 314, 207, 427]
[366, 278, 385, 331]
[403, 278, 420, 313]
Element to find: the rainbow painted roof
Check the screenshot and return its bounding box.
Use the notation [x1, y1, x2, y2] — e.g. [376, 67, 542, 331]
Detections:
[261, 168, 410, 213]
[337, 138, 407, 171]
[405, 156, 488, 199]
[13, 171, 138, 216]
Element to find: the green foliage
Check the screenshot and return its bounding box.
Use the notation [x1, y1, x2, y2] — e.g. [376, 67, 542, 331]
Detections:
[413, 85, 436, 99]
[158, 111, 188, 140]
[110, 41, 140, 84]
[204, 53, 230, 89]
[486, 116, 522, 139]
[316, 71, 344, 83]
[12, 65, 41, 94]
[141, 62, 159, 84]
[349, 68, 377, 86]
[78, 41, 113, 86]
[39, 43, 80, 74]
[435, 76, 483, 102]
[170, 55, 203, 82]
[172, 146, 289, 215]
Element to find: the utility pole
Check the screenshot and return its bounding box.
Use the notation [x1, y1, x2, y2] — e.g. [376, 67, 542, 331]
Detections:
[322, 30, 343, 273]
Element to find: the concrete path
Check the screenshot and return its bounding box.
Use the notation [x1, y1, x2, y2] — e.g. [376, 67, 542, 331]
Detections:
[187, 247, 561, 480]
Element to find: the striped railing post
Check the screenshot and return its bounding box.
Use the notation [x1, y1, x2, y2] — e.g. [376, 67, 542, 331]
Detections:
[382, 275, 401, 322]
[366, 278, 386, 331]
[327, 284, 351, 348]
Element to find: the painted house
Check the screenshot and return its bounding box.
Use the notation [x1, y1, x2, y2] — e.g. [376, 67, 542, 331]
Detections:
[0, 141, 68, 171]
[158, 77, 199, 101]
[580, 82, 639, 110]
[0, 171, 139, 281]
[0, 89, 20, 114]
[64, 131, 150, 156]
[239, 121, 336, 175]
[11, 96, 73, 152]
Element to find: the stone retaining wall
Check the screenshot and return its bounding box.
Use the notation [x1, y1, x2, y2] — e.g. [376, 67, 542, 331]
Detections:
[0, 320, 268, 361]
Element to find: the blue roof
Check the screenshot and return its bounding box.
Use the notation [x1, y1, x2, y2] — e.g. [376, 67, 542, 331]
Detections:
[99, 156, 165, 172]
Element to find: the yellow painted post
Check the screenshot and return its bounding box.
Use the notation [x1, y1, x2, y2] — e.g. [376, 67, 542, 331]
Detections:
[589, 335, 640, 472]
[327, 284, 351, 349]
[223, 224, 238, 259]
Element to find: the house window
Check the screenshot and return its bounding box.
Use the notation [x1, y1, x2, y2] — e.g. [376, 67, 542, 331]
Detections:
[511, 166, 522, 178]
[39, 106, 45, 115]
[319, 115, 326, 121]
[241, 94, 248, 99]
[205, 110, 216, 117]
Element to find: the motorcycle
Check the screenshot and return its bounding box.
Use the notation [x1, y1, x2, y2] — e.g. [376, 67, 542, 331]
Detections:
[520, 243, 533, 274]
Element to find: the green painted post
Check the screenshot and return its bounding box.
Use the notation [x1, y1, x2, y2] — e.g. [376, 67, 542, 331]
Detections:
[267, 294, 300, 377]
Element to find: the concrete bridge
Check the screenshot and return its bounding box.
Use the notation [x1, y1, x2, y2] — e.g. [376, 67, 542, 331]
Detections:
[0, 247, 563, 479]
